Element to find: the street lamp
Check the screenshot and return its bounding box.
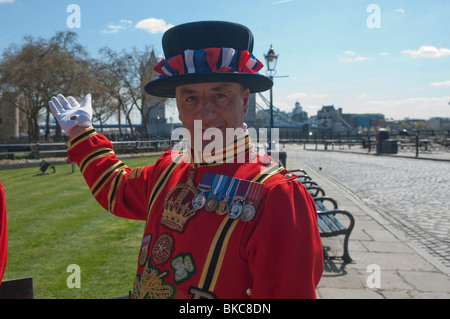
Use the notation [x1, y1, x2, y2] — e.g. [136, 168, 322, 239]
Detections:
[264, 44, 278, 150]
[265, 44, 278, 77]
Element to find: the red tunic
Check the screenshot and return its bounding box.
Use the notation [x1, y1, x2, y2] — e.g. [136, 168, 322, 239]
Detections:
[0, 181, 7, 284]
[66, 127, 323, 299]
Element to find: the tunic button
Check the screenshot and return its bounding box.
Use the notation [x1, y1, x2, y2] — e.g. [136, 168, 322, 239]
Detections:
[284, 173, 292, 179]
[246, 288, 252, 297]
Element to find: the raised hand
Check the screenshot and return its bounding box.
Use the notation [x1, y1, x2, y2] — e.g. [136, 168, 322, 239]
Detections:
[49, 94, 93, 137]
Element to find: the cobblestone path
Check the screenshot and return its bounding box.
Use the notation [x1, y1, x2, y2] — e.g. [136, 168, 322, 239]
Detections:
[284, 145, 450, 268]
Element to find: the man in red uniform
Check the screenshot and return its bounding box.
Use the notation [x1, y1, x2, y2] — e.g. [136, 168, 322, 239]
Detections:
[49, 21, 323, 299]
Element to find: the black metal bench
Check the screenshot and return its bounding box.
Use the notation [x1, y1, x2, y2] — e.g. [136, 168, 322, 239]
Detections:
[291, 169, 356, 264]
[314, 197, 355, 264]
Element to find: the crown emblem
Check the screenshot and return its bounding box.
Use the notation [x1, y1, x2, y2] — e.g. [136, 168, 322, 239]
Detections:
[161, 171, 198, 232]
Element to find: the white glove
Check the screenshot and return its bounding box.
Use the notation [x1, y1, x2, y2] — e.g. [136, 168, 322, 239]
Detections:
[49, 94, 93, 133]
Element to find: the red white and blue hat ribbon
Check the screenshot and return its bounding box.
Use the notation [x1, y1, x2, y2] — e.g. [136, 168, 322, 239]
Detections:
[153, 47, 264, 79]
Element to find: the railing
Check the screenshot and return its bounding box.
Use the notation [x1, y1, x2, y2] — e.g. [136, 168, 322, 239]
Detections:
[279, 131, 450, 156]
[2, 130, 449, 160]
[278, 136, 450, 159]
[0, 139, 182, 160]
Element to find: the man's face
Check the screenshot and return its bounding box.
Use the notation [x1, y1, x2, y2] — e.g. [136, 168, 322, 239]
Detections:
[175, 82, 250, 151]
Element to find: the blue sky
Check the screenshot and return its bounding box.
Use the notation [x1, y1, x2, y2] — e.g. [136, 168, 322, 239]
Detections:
[1, 0, 449, 121]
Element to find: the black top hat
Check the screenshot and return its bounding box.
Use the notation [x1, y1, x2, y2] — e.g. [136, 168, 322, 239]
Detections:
[144, 21, 273, 98]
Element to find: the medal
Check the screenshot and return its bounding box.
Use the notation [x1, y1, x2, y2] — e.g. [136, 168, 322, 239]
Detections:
[192, 194, 206, 211]
[228, 199, 244, 219]
[205, 175, 227, 212]
[216, 200, 229, 215]
[205, 195, 219, 212]
[192, 173, 214, 210]
[240, 205, 256, 222]
[216, 177, 237, 215]
[228, 179, 250, 219]
[240, 182, 264, 222]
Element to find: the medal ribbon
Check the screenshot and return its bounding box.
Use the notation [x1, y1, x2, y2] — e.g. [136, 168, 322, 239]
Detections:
[197, 172, 214, 193]
[246, 182, 265, 204]
[208, 174, 227, 200]
[216, 176, 231, 202]
[233, 179, 251, 201]
[224, 178, 239, 205]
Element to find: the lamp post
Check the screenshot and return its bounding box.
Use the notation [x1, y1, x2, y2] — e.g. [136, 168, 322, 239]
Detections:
[264, 44, 278, 151]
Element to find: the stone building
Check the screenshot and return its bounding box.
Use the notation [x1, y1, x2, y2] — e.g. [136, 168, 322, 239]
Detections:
[315, 104, 352, 133]
[291, 101, 308, 123]
[0, 93, 20, 142]
[244, 93, 257, 128]
[140, 50, 171, 138]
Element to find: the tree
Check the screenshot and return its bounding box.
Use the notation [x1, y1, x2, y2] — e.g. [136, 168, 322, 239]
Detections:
[46, 31, 92, 139]
[100, 46, 165, 139]
[87, 60, 119, 133]
[1, 36, 53, 140]
[1, 31, 162, 141]
[400, 122, 410, 131]
[414, 121, 433, 131]
[0, 31, 90, 140]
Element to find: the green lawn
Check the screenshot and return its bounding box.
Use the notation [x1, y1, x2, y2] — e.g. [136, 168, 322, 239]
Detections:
[1, 156, 158, 299]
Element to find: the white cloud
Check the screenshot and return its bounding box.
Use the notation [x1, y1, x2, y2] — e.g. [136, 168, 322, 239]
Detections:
[102, 24, 126, 34]
[339, 51, 370, 62]
[102, 19, 133, 34]
[429, 80, 450, 87]
[379, 52, 389, 56]
[135, 18, 173, 34]
[340, 56, 370, 62]
[402, 45, 450, 58]
[395, 8, 405, 14]
[354, 56, 370, 62]
[0, 0, 15, 3]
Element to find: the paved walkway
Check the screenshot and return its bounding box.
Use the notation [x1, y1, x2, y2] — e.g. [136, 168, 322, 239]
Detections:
[285, 146, 450, 299]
